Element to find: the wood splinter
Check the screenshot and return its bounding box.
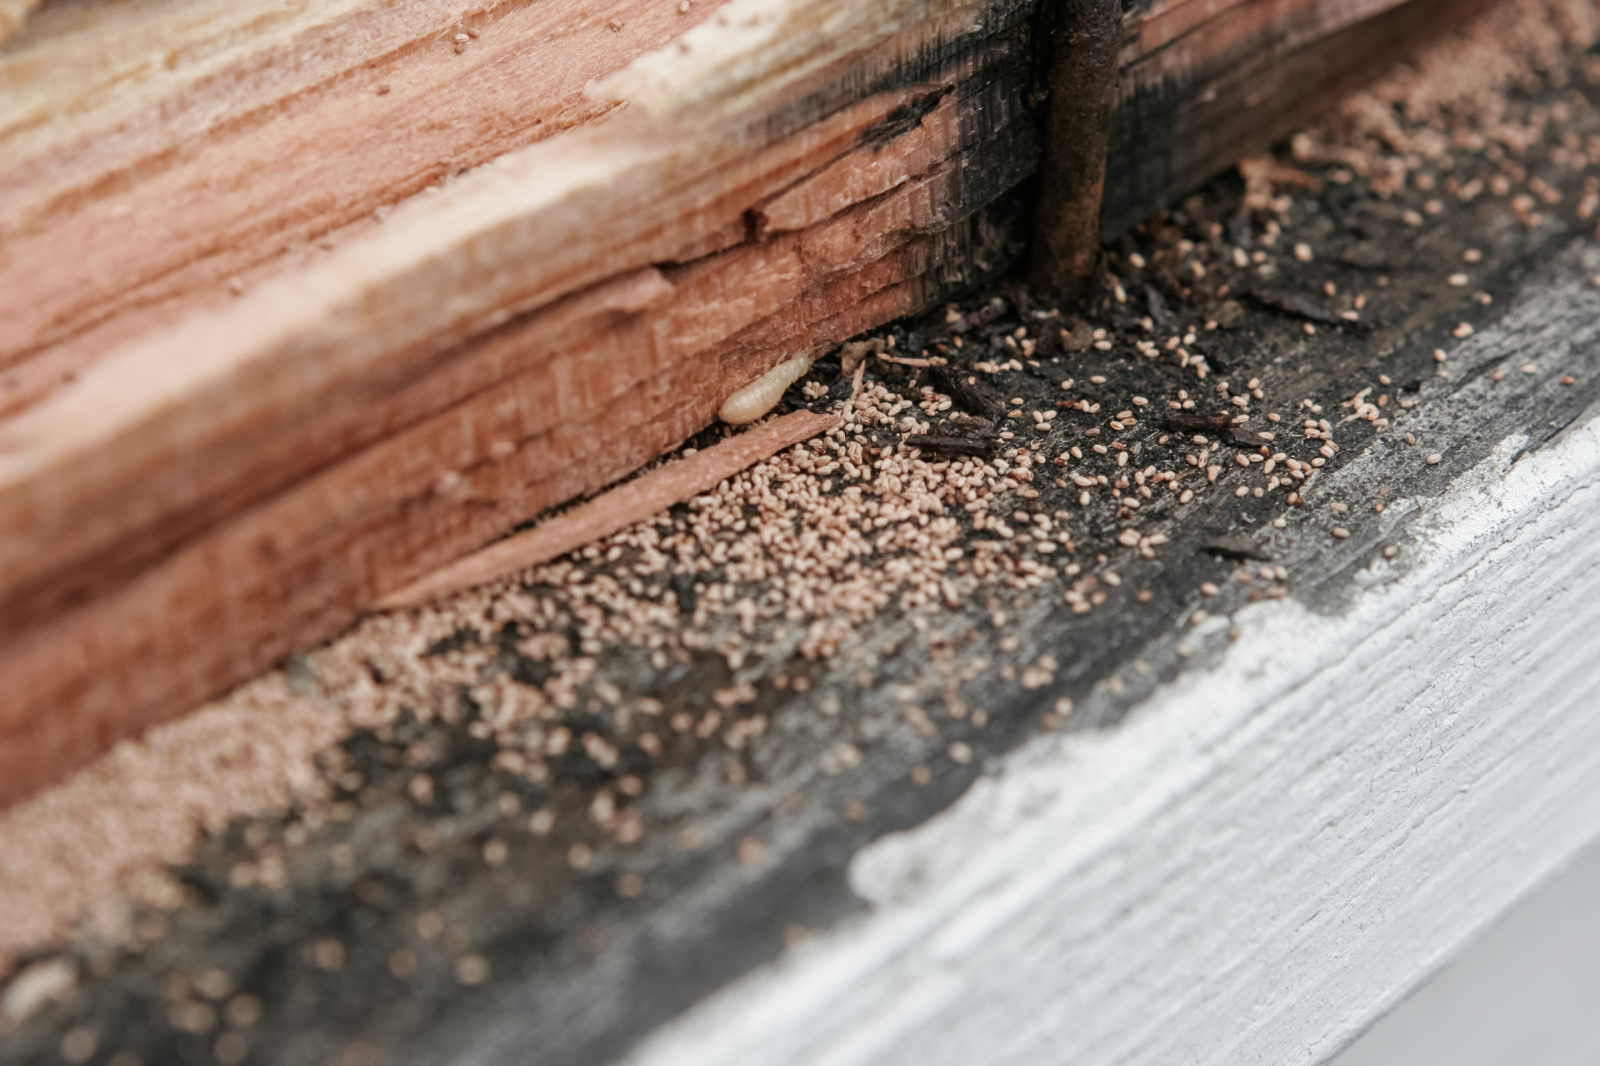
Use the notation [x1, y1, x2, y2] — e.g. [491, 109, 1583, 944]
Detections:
[377, 410, 840, 610]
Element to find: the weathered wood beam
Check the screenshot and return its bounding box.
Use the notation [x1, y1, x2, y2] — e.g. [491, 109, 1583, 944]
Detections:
[0, 0, 1482, 805]
[0, 0, 727, 376]
[0, 0, 1039, 805]
[4, 7, 1595, 1062]
[1100, 0, 1497, 236]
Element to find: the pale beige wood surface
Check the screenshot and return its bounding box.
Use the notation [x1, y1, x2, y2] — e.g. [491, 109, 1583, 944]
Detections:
[0, 0, 727, 381]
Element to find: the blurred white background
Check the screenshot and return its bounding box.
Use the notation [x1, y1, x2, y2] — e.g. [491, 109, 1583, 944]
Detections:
[1333, 835, 1600, 1065]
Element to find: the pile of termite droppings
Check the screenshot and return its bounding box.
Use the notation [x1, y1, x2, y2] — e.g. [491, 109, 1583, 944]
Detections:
[1, 1, 1596, 1062]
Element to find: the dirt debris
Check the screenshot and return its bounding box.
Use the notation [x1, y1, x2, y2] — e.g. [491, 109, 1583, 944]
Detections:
[7, 1, 1600, 1062]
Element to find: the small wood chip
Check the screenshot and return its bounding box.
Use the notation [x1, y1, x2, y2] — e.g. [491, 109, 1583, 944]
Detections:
[377, 410, 840, 608]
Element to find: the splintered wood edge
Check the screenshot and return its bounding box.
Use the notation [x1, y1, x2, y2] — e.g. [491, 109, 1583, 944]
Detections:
[599, 0, 1000, 126]
[0, 0, 1004, 595]
[0, 0, 735, 409]
[0, 102, 1019, 804]
[376, 410, 841, 610]
[0, 76, 953, 605]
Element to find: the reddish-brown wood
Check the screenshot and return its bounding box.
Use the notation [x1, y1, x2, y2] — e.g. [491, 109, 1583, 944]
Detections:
[0, 226, 980, 804]
[0, 0, 727, 374]
[0, 84, 941, 639]
[0, 0, 1480, 807]
[0, 0, 1037, 804]
[1101, 0, 1487, 234]
[0, 0, 39, 44]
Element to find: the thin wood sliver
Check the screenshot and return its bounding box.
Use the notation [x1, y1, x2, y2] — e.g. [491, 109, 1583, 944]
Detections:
[377, 410, 840, 610]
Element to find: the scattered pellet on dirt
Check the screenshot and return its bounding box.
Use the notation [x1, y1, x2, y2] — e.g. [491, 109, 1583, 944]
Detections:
[455, 956, 491, 986]
[10, 4, 1599, 1053]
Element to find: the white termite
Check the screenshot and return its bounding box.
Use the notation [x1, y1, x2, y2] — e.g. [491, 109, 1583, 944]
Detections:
[718, 354, 812, 425]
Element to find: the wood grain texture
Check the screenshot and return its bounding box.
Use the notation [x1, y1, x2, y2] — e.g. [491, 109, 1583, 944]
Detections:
[0, 217, 1006, 805]
[0, 3, 1031, 613]
[0, 54, 1033, 634]
[0, 0, 727, 370]
[0, 0, 1038, 805]
[0, 0, 1478, 806]
[1101, 0, 1489, 235]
